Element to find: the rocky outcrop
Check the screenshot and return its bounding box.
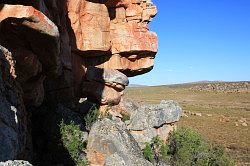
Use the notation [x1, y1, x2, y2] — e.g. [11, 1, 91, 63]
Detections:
[85, 0, 158, 76]
[0, 0, 158, 106]
[115, 99, 182, 148]
[87, 118, 153, 166]
[0, 0, 158, 164]
[82, 67, 129, 106]
[86, 99, 182, 165]
[0, 5, 60, 107]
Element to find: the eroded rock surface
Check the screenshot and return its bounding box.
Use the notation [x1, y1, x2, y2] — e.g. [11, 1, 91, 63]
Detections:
[82, 67, 129, 105]
[118, 99, 182, 148]
[0, 160, 32, 166]
[87, 118, 153, 166]
[0, 0, 158, 107]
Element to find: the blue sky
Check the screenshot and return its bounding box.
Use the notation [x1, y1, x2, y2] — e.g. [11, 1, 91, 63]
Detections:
[130, 0, 250, 86]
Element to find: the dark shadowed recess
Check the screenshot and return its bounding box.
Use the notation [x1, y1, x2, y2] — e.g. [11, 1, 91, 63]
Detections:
[0, 0, 31, 5]
[29, 105, 76, 166]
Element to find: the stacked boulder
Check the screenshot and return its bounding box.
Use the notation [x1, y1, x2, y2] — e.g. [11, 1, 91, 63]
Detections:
[127, 100, 182, 148]
[82, 67, 129, 109]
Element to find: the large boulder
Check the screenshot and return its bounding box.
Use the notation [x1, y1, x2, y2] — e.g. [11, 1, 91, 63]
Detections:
[121, 100, 182, 148]
[128, 100, 182, 130]
[87, 118, 153, 166]
[86, 67, 129, 89]
[82, 67, 129, 105]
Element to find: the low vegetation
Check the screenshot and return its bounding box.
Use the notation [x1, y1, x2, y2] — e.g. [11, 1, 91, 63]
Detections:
[59, 120, 88, 166]
[84, 104, 99, 131]
[143, 127, 235, 166]
[121, 111, 130, 122]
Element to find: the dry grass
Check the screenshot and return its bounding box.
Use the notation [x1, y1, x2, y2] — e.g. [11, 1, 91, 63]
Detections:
[125, 83, 250, 165]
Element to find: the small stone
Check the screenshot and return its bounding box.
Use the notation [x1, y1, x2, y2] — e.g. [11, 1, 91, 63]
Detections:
[195, 113, 202, 116]
[242, 122, 248, 127]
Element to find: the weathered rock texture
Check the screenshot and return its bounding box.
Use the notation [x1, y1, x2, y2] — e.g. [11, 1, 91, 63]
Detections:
[0, 0, 157, 107]
[86, 99, 182, 165]
[0, 160, 32, 166]
[0, 47, 31, 161]
[82, 67, 129, 105]
[0, 0, 158, 164]
[115, 99, 182, 148]
[87, 118, 153, 166]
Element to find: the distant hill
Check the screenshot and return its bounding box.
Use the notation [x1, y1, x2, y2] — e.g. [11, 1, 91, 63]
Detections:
[128, 84, 148, 87]
[137, 81, 250, 93]
[188, 81, 250, 93]
[184, 80, 224, 84]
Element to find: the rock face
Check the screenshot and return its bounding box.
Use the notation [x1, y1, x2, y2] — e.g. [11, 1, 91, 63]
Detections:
[0, 47, 31, 161]
[0, 0, 157, 107]
[87, 118, 153, 166]
[119, 100, 182, 148]
[86, 100, 182, 165]
[82, 67, 129, 105]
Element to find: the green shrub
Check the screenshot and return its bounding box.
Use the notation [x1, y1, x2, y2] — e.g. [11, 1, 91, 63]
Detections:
[84, 104, 99, 131]
[76, 160, 89, 166]
[59, 120, 88, 165]
[143, 127, 235, 166]
[121, 111, 130, 122]
[143, 143, 155, 162]
[143, 135, 170, 164]
[169, 127, 235, 166]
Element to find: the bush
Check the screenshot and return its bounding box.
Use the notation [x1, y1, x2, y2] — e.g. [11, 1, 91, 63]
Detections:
[169, 127, 235, 166]
[143, 143, 155, 162]
[121, 111, 130, 122]
[143, 135, 170, 164]
[84, 104, 99, 131]
[60, 120, 88, 165]
[143, 127, 235, 166]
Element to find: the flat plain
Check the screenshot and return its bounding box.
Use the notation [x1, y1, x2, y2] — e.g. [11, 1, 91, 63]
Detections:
[125, 82, 250, 166]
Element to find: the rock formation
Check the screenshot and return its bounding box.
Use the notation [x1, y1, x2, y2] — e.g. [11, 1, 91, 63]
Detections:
[110, 99, 182, 149]
[0, 0, 163, 165]
[87, 118, 153, 166]
[86, 100, 182, 165]
[0, 0, 158, 108]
